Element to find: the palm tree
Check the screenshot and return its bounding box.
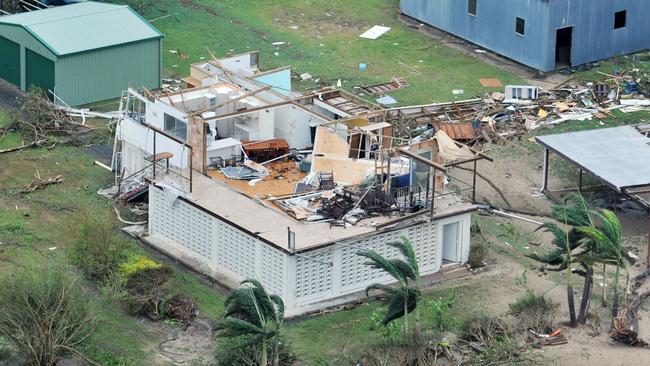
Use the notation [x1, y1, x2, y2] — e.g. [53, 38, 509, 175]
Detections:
[215, 279, 285, 366]
[357, 237, 422, 336]
[577, 209, 625, 319]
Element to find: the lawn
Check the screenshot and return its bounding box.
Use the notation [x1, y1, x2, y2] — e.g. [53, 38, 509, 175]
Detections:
[106, 0, 524, 105]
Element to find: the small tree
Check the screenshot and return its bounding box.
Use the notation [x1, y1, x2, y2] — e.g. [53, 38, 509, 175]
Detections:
[67, 209, 128, 281]
[215, 279, 285, 366]
[0, 264, 96, 366]
[357, 237, 422, 336]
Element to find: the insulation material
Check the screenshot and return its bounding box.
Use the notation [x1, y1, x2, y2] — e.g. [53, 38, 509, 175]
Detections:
[434, 130, 475, 162]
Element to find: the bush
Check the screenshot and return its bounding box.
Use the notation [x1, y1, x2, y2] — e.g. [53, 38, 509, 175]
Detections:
[121, 256, 172, 319]
[468, 238, 488, 268]
[164, 294, 199, 329]
[426, 291, 457, 332]
[369, 308, 403, 338]
[214, 335, 296, 366]
[68, 209, 128, 281]
[461, 315, 531, 365]
[0, 264, 96, 366]
[509, 289, 558, 333]
[357, 332, 452, 366]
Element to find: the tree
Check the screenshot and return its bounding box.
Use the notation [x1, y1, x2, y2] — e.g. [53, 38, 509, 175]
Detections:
[0, 264, 97, 366]
[577, 209, 625, 319]
[526, 194, 593, 327]
[357, 237, 422, 336]
[215, 279, 285, 366]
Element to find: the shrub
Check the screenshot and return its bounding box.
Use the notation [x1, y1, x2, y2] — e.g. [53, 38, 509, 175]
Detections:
[369, 308, 403, 338]
[120, 256, 172, 319]
[509, 289, 558, 333]
[461, 315, 531, 365]
[164, 294, 199, 329]
[68, 209, 128, 281]
[213, 335, 297, 366]
[0, 264, 96, 366]
[426, 291, 457, 332]
[468, 239, 488, 268]
[357, 331, 453, 366]
[119, 255, 162, 279]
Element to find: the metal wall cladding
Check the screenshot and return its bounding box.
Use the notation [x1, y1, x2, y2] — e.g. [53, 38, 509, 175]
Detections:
[26, 48, 55, 93]
[55, 38, 161, 106]
[0, 35, 20, 87]
[400, 0, 650, 72]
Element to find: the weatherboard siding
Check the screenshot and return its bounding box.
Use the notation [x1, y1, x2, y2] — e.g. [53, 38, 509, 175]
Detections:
[55, 39, 161, 106]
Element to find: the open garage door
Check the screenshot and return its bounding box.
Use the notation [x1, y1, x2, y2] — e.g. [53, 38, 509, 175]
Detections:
[26, 48, 54, 95]
[0, 36, 21, 87]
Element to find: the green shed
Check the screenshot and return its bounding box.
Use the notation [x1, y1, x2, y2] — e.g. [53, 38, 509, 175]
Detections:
[0, 1, 163, 106]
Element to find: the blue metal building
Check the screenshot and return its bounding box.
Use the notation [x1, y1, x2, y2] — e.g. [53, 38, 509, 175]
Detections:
[400, 0, 650, 72]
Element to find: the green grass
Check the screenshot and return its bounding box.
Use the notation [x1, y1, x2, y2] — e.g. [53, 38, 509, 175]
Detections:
[106, 0, 523, 105]
[0, 126, 227, 364]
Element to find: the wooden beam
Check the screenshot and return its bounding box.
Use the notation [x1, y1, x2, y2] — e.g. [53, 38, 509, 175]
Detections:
[398, 148, 447, 172]
[187, 85, 272, 117]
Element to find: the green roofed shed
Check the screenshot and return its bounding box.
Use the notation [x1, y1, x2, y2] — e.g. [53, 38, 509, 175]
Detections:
[0, 1, 163, 106]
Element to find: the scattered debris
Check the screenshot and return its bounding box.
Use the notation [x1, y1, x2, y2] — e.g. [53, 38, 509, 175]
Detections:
[21, 171, 63, 194]
[360, 76, 408, 95]
[479, 78, 503, 88]
[359, 25, 391, 39]
[376, 95, 397, 106]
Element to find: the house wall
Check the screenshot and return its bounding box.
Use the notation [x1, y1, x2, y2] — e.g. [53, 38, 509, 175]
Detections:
[400, 0, 650, 71]
[252, 67, 292, 96]
[273, 104, 326, 149]
[117, 117, 191, 176]
[147, 184, 472, 316]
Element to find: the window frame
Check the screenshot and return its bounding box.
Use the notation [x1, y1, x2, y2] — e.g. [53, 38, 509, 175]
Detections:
[163, 113, 188, 140]
[614, 10, 627, 29]
[515, 17, 526, 36]
[467, 0, 477, 16]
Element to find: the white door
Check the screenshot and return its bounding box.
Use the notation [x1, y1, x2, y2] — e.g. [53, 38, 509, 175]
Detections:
[442, 222, 460, 263]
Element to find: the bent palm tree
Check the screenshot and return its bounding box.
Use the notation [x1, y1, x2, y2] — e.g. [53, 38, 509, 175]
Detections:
[215, 279, 285, 366]
[357, 237, 422, 336]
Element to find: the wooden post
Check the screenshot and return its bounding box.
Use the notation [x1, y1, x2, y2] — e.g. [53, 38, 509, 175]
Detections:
[541, 148, 550, 192]
[430, 167, 436, 218]
[152, 130, 157, 179]
[472, 160, 477, 203]
[578, 169, 583, 193]
[647, 212, 650, 269]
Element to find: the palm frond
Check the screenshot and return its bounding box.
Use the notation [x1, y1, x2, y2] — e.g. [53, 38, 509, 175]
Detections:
[357, 250, 406, 284]
[381, 288, 419, 326]
[214, 318, 265, 338]
[388, 237, 420, 277]
[365, 283, 405, 298]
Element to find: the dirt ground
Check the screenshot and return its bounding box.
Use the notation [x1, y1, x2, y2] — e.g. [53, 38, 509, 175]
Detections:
[463, 134, 650, 365]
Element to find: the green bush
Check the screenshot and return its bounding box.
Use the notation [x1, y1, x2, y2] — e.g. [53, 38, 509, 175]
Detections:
[68, 209, 128, 281]
[509, 289, 558, 333]
[0, 264, 96, 366]
[213, 335, 297, 366]
[369, 308, 403, 338]
[426, 291, 457, 332]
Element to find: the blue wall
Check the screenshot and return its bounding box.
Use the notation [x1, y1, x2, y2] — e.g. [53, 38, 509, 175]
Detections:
[401, 0, 650, 72]
[253, 67, 292, 96]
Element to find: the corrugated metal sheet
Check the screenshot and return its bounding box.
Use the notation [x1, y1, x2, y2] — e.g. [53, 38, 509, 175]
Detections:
[55, 38, 161, 106]
[0, 1, 162, 56]
[0, 35, 20, 87]
[26, 48, 54, 93]
[536, 126, 650, 190]
[400, 0, 650, 72]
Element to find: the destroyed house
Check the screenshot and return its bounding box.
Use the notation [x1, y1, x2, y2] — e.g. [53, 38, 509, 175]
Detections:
[400, 0, 650, 72]
[0, 1, 162, 106]
[113, 56, 490, 317]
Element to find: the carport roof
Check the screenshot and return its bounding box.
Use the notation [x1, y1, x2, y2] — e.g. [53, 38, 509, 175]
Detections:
[536, 126, 650, 191]
[0, 1, 162, 56]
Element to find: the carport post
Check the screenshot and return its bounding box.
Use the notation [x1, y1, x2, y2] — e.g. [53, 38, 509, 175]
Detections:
[541, 148, 550, 192]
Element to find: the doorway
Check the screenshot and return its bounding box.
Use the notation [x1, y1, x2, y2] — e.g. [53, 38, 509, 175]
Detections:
[555, 26, 573, 68]
[442, 222, 460, 264]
